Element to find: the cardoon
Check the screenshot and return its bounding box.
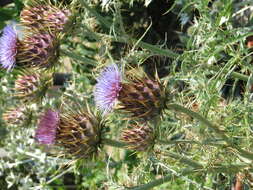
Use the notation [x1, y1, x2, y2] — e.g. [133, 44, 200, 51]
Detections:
[17, 32, 59, 68]
[121, 124, 155, 151]
[21, 3, 72, 34]
[35, 109, 105, 158]
[0, 25, 18, 71]
[118, 72, 166, 120]
[94, 64, 122, 115]
[15, 71, 52, 102]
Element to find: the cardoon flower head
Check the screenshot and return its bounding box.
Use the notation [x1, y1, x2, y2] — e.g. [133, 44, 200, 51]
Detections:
[21, 2, 72, 34]
[35, 109, 59, 145]
[94, 64, 122, 115]
[56, 110, 103, 158]
[0, 25, 18, 71]
[17, 32, 59, 68]
[121, 124, 155, 151]
[15, 70, 52, 102]
[118, 71, 166, 120]
[35, 108, 105, 158]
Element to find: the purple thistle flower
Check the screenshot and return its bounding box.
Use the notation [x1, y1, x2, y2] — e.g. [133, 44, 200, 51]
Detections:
[0, 25, 18, 71]
[35, 109, 59, 145]
[94, 64, 122, 114]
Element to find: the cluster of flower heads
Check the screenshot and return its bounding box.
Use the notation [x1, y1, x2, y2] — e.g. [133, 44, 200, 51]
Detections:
[0, 0, 72, 71]
[92, 63, 167, 151]
[33, 63, 166, 158]
[1, 1, 168, 159]
[94, 64, 167, 120]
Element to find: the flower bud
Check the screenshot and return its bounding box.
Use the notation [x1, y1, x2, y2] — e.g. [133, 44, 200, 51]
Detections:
[15, 71, 52, 102]
[121, 124, 155, 151]
[17, 32, 59, 68]
[118, 75, 166, 120]
[20, 3, 72, 34]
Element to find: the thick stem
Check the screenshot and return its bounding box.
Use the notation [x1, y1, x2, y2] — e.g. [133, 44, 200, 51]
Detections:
[209, 67, 249, 81]
[102, 138, 127, 148]
[167, 103, 253, 160]
[103, 139, 202, 168]
[100, 34, 179, 59]
[157, 139, 227, 147]
[60, 49, 97, 65]
[167, 103, 229, 140]
[46, 166, 74, 185]
[130, 164, 249, 190]
[130, 171, 187, 190]
[163, 152, 203, 168]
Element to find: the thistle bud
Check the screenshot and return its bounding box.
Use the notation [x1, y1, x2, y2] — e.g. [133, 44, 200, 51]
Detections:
[15, 71, 52, 102]
[2, 107, 30, 126]
[118, 75, 166, 120]
[121, 124, 155, 151]
[35, 109, 104, 158]
[20, 3, 72, 34]
[17, 32, 59, 68]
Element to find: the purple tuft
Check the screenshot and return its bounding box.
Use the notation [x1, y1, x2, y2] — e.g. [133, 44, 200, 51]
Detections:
[94, 64, 122, 114]
[0, 25, 18, 71]
[35, 109, 59, 145]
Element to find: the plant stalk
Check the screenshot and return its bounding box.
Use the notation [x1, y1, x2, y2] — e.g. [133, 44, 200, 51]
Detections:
[157, 139, 227, 147]
[103, 139, 202, 168]
[210, 67, 249, 81]
[163, 152, 202, 168]
[130, 164, 249, 190]
[60, 49, 97, 65]
[102, 138, 127, 148]
[166, 103, 253, 160]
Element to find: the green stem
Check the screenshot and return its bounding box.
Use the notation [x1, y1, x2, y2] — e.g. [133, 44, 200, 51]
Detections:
[164, 152, 203, 168]
[102, 138, 127, 148]
[157, 139, 227, 147]
[100, 34, 179, 59]
[210, 67, 249, 81]
[130, 164, 248, 190]
[167, 103, 253, 160]
[103, 139, 202, 168]
[167, 103, 229, 140]
[136, 40, 179, 58]
[130, 169, 193, 190]
[46, 166, 74, 185]
[60, 49, 97, 65]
